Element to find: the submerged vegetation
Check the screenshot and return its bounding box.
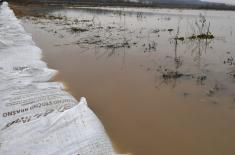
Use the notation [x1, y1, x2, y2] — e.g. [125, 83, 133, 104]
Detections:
[174, 36, 185, 41]
[188, 33, 214, 40]
[71, 27, 89, 33]
[174, 14, 215, 41]
[162, 70, 184, 79]
[21, 6, 235, 101]
[189, 14, 215, 39]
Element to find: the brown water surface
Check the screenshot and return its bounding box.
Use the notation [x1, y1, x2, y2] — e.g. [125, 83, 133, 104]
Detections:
[22, 7, 235, 155]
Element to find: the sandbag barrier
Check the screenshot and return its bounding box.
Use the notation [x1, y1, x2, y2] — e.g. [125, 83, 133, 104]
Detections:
[0, 2, 118, 155]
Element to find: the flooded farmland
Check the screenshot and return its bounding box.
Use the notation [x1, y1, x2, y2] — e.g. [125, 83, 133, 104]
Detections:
[21, 7, 235, 155]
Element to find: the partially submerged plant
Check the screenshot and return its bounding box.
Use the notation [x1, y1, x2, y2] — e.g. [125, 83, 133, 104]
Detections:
[162, 71, 183, 79]
[189, 14, 215, 40]
[172, 20, 185, 42]
[188, 33, 214, 40]
[196, 33, 214, 39]
[144, 41, 157, 52]
[174, 36, 185, 41]
[71, 27, 89, 33]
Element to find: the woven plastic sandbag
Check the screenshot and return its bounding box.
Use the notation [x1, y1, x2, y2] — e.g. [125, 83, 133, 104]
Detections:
[0, 2, 117, 155]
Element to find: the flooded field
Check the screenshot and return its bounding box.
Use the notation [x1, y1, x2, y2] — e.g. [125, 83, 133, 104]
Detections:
[21, 7, 235, 155]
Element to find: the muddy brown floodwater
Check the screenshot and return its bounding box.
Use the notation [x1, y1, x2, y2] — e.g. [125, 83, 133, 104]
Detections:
[21, 7, 235, 155]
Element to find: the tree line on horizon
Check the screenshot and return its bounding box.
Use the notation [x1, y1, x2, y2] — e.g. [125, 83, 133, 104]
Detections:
[8, 0, 235, 10]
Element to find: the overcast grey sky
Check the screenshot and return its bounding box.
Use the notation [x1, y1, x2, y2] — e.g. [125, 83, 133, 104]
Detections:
[202, 0, 235, 5]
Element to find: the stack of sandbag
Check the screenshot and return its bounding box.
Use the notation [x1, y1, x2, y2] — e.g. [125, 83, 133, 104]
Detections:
[0, 2, 116, 155]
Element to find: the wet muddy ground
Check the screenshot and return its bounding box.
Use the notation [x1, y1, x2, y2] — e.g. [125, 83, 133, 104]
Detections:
[21, 7, 235, 155]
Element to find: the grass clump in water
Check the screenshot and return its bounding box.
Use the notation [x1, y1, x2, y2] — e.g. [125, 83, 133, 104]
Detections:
[188, 33, 214, 40]
[162, 71, 183, 79]
[189, 14, 215, 40]
[174, 36, 185, 41]
[71, 27, 89, 33]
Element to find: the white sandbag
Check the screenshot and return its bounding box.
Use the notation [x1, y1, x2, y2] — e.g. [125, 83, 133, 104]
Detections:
[0, 2, 77, 130]
[0, 86, 78, 130]
[0, 98, 116, 155]
[0, 2, 118, 154]
[0, 46, 46, 71]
